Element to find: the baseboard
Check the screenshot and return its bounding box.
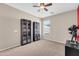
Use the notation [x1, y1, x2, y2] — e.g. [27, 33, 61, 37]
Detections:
[44, 39, 65, 45]
[0, 44, 20, 52]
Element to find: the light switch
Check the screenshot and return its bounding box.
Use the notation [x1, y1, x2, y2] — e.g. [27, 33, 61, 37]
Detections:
[14, 30, 18, 33]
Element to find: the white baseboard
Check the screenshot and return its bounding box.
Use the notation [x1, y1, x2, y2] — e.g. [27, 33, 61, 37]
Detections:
[0, 44, 20, 52]
[44, 39, 65, 44]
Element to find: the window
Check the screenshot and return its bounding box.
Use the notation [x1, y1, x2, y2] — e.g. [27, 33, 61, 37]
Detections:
[43, 20, 50, 34]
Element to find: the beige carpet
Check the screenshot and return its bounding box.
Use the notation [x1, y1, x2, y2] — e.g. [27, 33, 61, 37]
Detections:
[0, 40, 65, 56]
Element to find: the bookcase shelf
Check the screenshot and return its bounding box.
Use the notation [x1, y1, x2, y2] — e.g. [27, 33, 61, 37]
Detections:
[21, 19, 31, 45]
[33, 22, 40, 41]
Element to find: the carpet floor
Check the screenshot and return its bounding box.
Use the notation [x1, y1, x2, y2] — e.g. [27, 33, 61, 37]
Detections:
[0, 40, 65, 56]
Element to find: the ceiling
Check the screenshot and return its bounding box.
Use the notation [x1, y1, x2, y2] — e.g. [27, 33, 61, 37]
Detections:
[6, 3, 78, 18]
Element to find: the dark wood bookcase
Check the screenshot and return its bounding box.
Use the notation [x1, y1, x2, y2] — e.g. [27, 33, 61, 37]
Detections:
[33, 22, 40, 41]
[21, 19, 31, 45]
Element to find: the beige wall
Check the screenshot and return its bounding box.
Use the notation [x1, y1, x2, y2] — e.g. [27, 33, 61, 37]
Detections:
[43, 10, 77, 44]
[0, 4, 41, 51]
[0, 3, 76, 50]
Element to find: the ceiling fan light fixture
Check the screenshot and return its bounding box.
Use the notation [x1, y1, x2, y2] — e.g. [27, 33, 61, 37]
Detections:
[40, 6, 45, 9]
[33, 3, 52, 12]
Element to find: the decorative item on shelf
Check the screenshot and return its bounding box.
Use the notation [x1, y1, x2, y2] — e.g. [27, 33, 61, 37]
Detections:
[68, 25, 79, 45]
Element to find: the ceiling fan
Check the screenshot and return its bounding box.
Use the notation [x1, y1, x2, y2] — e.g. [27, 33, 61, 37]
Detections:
[33, 3, 52, 12]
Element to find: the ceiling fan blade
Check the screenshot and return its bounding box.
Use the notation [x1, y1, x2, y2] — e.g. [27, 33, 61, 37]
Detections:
[44, 8, 48, 11]
[33, 5, 40, 7]
[45, 3, 52, 7]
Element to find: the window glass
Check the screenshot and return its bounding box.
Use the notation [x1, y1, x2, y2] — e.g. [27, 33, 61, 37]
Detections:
[43, 20, 50, 34]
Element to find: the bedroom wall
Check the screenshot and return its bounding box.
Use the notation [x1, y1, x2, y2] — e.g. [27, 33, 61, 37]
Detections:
[43, 10, 77, 44]
[0, 3, 41, 51]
